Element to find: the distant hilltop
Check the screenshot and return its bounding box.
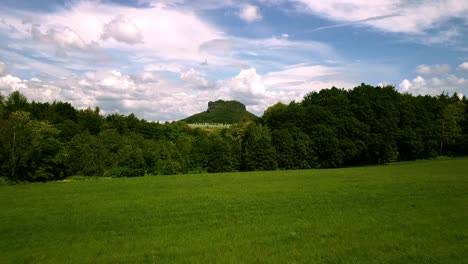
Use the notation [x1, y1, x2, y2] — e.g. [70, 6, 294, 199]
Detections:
[182, 100, 257, 124]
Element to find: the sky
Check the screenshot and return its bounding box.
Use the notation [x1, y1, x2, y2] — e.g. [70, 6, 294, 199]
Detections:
[0, 0, 467, 121]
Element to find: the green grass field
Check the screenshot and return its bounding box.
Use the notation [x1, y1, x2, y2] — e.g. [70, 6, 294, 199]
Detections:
[1, 158, 467, 263]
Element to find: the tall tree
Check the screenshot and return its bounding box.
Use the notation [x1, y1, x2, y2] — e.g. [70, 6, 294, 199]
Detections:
[0, 111, 61, 181]
[5, 91, 29, 114]
[272, 127, 315, 169]
[439, 101, 465, 155]
[77, 107, 103, 135]
[243, 123, 277, 171]
[206, 132, 241, 173]
[0, 93, 5, 119]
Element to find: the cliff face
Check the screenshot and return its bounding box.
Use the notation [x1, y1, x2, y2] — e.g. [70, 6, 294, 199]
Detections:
[182, 100, 257, 124]
[207, 100, 246, 113]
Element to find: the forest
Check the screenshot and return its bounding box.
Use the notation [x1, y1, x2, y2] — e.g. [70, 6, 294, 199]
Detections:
[0, 83, 467, 182]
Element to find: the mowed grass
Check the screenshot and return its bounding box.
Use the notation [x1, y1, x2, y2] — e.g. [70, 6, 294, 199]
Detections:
[1, 158, 467, 263]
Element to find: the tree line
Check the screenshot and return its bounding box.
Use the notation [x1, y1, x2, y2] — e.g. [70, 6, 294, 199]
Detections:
[0, 83, 467, 182]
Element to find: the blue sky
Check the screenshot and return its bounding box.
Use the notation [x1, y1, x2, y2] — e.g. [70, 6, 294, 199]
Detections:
[0, 0, 467, 121]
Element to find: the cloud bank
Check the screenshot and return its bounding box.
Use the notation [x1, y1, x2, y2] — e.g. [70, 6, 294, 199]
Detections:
[0, 0, 467, 121]
[399, 63, 467, 97]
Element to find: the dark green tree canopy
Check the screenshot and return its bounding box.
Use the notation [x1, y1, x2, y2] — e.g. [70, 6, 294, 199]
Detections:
[0, 85, 466, 182]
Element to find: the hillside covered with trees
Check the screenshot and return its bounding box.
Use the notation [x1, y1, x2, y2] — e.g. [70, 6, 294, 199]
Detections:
[0, 83, 467, 182]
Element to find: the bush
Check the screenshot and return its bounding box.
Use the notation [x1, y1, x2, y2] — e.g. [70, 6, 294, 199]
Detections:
[0, 177, 15, 185]
[32, 168, 55, 182]
[64, 175, 104, 181]
[104, 167, 145, 178]
[187, 166, 207, 174]
[161, 161, 182, 175]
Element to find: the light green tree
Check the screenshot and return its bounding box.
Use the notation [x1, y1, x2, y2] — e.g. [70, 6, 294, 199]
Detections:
[439, 101, 465, 155]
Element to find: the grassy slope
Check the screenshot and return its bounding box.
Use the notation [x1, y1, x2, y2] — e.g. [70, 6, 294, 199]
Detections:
[0, 158, 467, 263]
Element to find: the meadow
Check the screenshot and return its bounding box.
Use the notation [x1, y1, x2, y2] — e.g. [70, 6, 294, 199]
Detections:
[0, 158, 467, 263]
[187, 123, 231, 132]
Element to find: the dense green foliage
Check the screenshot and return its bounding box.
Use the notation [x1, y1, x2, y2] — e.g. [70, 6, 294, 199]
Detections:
[263, 84, 467, 167]
[0, 83, 467, 182]
[1, 158, 466, 263]
[182, 99, 257, 124]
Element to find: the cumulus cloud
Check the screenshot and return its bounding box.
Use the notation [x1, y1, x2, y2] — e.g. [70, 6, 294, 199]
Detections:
[402, 63, 468, 97]
[416, 64, 452, 76]
[398, 74, 468, 96]
[459, 62, 468, 72]
[217, 66, 355, 114]
[0, 74, 28, 91]
[415, 65, 432, 76]
[0, 64, 354, 120]
[222, 68, 266, 103]
[180, 68, 216, 90]
[239, 4, 263, 23]
[137, 72, 161, 83]
[0, 69, 192, 121]
[101, 15, 143, 44]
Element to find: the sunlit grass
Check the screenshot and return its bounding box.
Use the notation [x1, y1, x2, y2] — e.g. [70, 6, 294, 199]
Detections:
[1, 158, 467, 263]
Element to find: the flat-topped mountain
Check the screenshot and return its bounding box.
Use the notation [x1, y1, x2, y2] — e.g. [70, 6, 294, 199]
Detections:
[182, 100, 257, 124]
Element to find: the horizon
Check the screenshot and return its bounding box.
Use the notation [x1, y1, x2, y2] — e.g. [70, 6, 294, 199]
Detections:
[1, 0, 468, 121]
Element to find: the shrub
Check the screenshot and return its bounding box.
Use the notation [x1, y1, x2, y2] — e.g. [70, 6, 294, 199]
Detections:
[104, 167, 145, 178]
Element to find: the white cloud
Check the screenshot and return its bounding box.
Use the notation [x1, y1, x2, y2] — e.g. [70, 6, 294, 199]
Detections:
[0, 60, 364, 120]
[31, 24, 95, 50]
[198, 36, 338, 70]
[0, 69, 191, 121]
[459, 62, 468, 72]
[138, 72, 160, 83]
[140, 0, 237, 10]
[216, 68, 293, 114]
[1, 1, 414, 119]
[398, 74, 468, 96]
[0, 0, 341, 82]
[0, 75, 28, 91]
[101, 15, 143, 44]
[262, 65, 357, 98]
[292, 0, 468, 36]
[222, 68, 266, 101]
[199, 39, 235, 55]
[264, 65, 338, 87]
[0, 1, 222, 63]
[217, 66, 356, 114]
[180, 68, 215, 90]
[0, 65, 334, 120]
[416, 64, 452, 76]
[93, 2, 221, 61]
[239, 4, 263, 23]
[415, 65, 432, 76]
